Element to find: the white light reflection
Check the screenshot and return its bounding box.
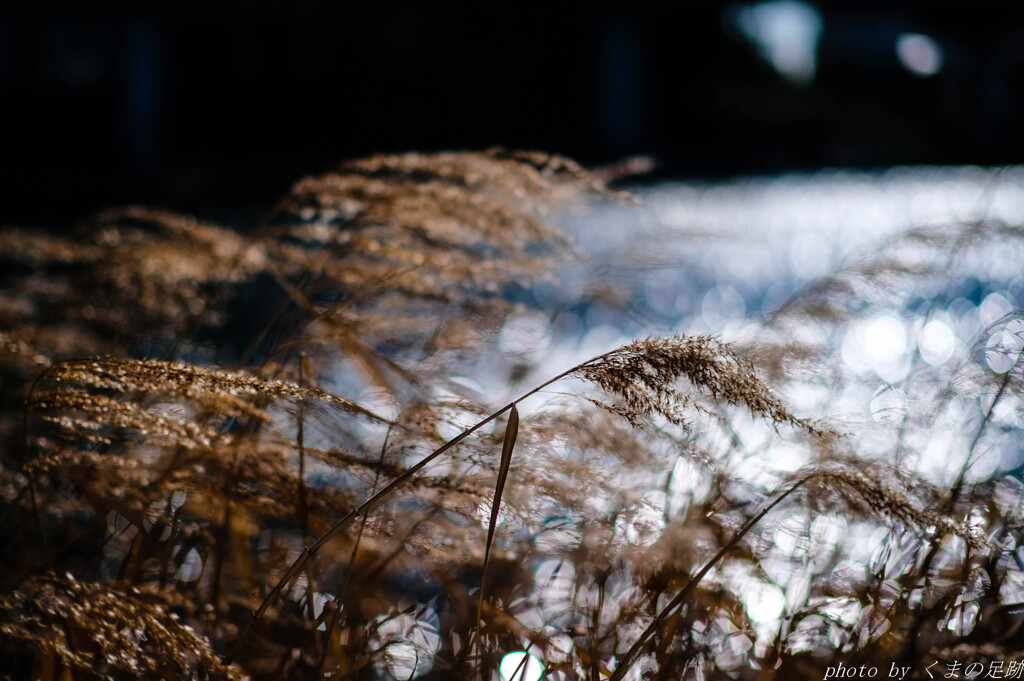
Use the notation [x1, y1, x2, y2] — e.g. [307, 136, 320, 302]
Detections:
[615, 491, 667, 547]
[856, 605, 892, 647]
[722, 561, 787, 637]
[174, 547, 203, 583]
[918, 319, 956, 366]
[809, 514, 849, 572]
[980, 291, 1015, 327]
[896, 33, 944, 78]
[944, 600, 980, 636]
[985, 319, 1024, 374]
[355, 386, 401, 423]
[870, 384, 908, 424]
[841, 313, 909, 381]
[372, 608, 441, 680]
[787, 614, 828, 654]
[534, 518, 582, 553]
[733, 0, 823, 86]
[476, 499, 509, 530]
[821, 598, 862, 650]
[963, 436, 1003, 484]
[499, 310, 553, 357]
[918, 427, 963, 486]
[746, 581, 786, 624]
[1000, 561, 1024, 605]
[499, 651, 544, 681]
[668, 456, 713, 519]
[541, 626, 574, 665]
[708, 617, 753, 670]
[701, 285, 746, 330]
[788, 232, 833, 279]
[533, 559, 575, 616]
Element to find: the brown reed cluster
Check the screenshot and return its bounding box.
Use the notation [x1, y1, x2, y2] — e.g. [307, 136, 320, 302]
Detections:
[1, 151, 1022, 681]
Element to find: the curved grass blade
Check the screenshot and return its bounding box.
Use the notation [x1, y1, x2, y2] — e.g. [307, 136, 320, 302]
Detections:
[476, 403, 520, 655]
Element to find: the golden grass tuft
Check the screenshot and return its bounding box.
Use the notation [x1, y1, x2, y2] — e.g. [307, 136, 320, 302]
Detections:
[2, 152, 1023, 680]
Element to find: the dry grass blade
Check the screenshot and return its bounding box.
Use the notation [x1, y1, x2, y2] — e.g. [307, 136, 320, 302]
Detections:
[475, 403, 520, 666]
[487, 403, 519, 567]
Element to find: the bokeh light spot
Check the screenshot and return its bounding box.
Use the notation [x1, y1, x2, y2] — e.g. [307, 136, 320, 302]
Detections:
[870, 384, 908, 424]
[918, 319, 955, 366]
[499, 651, 544, 681]
[896, 33, 944, 77]
[986, 319, 1024, 374]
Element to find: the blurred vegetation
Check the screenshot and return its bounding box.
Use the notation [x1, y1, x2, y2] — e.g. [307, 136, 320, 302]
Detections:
[2, 151, 1024, 680]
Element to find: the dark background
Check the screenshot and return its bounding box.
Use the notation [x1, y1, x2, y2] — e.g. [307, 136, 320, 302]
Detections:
[3, 0, 1024, 223]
